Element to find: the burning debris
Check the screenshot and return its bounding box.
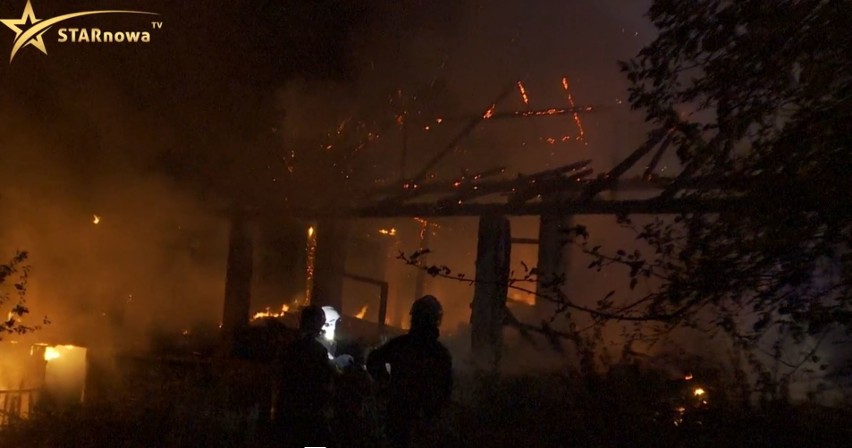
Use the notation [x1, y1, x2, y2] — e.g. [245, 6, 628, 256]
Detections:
[516, 81, 530, 106]
[251, 304, 291, 321]
[561, 76, 586, 142]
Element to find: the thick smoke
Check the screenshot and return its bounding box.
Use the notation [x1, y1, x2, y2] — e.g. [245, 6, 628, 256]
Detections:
[0, 0, 665, 362]
[267, 0, 675, 370]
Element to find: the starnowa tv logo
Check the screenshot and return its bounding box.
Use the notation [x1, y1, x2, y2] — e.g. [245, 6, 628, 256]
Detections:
[1, 1, 161, 63]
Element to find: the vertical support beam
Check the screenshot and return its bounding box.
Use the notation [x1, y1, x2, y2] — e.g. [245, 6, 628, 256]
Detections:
[536, 212, 573, 317]
[253, 218, 305, 311]
[311, 219, 349, 311]
[378, 282, 389, 331]
[470, 214, 511, 369]
[221, 213, 254, 356]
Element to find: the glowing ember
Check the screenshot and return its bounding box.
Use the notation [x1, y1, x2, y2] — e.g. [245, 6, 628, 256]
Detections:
[516, 81, 529, 105]
[693, 387, 706, 397]
[92, 214, 101, 224]
[561, 76, 586, 141]
[44, 347, 60, 361]
[414, 217, 429, 240]
[355, 304, 368, 319]
[684, 373, 693, 381]
[306, 226, 317, 304]
[413, 217, 441, 239]
[483, 104, 496, 119]
[378, 228, 397, 236]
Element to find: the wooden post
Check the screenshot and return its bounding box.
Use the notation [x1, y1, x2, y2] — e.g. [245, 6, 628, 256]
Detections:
[378, 282, 389, 331]
[311, 219, 349, 311]
[536, 212, 573, 318]
[470, 214, 511, 369]
[221, 213, 254, 356]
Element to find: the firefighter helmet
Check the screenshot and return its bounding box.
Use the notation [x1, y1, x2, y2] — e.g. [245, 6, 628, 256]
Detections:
[299, 305, 326, 337]
[410, 295, 443, 329]
[322, 306, 341, 341]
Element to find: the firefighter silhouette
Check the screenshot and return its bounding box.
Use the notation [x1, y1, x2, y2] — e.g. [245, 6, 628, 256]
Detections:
[367, 295, 453, 447]
[274, 304, 336, 447]
[333, 340, 382, 447]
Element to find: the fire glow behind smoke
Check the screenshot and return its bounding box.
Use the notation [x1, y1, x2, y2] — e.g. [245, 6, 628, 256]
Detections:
[1, 0, 660, 374]
[43, 346, 60, 361]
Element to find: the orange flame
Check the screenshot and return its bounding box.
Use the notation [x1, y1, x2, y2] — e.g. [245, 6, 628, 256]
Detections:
[355, 304, 368, 319]
[252, 304, 291, 321]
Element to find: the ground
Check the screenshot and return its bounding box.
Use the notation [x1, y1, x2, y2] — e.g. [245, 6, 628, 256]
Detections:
[2, 362, 851, 448]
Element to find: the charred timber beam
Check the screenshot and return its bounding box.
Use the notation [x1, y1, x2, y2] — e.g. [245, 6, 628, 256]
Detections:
[471, 214, 511, 370]
[642, 132, 675, 180]
[370, 166, 508, 198]
[536, 214, 572, 317]
[375, 160, 594, 206]
[507, 169, 593, 205]
[370, 175, 745, 204]
[484, 106, 595, 120]
[221, 213, 254, 356]
[411, 83, 518, 184]
[312, 220, 349, 311]
[577, 128, 671, 201]
[420, 106, 597, 124]
[351, 197, 745, 218]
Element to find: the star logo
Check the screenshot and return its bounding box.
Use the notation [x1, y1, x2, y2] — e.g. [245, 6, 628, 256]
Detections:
[1, 1, 48, 57]
[1, 1, 159, 63]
